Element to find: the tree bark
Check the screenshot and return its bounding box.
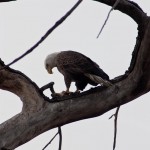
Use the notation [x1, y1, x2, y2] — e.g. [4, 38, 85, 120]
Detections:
[0, 0, 150, 149]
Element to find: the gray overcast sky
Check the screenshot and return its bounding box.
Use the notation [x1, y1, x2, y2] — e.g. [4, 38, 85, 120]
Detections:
[0, 0, 150, 150]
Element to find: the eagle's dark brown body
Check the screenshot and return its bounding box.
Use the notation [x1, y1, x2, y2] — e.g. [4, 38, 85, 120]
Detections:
[45, 50, 111, 93]
[56, 51, 109, 90]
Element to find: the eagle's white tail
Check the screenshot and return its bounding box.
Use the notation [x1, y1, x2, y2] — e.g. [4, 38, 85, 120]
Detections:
[85, 74, 112, 87]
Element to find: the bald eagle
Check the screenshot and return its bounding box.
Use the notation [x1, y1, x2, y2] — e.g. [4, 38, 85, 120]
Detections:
[44, 51, 112, 94]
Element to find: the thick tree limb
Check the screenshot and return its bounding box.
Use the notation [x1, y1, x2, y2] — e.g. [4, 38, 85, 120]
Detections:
[0, 0, 150, 149]
[94, 0, 149, 78]
[0, 21, 150, 147]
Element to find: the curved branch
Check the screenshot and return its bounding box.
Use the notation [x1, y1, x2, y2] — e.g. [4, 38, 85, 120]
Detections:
[0, 0, 150, 149]
[94, 0, 149, 79]
[0, 20, 150, 148]
[94, 0, 147, 26]
[0, 60, 46, 112]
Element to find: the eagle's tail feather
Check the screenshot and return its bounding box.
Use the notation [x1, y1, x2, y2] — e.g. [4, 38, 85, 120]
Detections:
[85, 73, 112, 87]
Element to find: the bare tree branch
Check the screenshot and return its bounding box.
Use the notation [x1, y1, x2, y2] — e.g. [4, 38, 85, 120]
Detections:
[97, 0, 121, 38]
[0, 0, 150, 149]
[58, 127, 62, 150]
[109, 106, 120, 150]
[4, 0, 83, 68]
[113, 106, 120, 150]
[1, 18, 150, 147]
[42, 127, 62, 150]
[42, 132, 59, 150]
[95, 0, 149, 78]
[0, 0, 16, 2]
[94, 0, 147, 34]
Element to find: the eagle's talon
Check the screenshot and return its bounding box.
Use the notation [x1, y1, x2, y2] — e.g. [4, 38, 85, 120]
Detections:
[61, 91, 73, 96]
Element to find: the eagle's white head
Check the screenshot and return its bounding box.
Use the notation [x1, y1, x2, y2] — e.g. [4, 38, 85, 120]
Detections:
[44, 52, 60, 74]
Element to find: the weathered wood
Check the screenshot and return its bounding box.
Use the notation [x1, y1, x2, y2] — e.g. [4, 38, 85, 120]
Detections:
[0, 0, 150, 149]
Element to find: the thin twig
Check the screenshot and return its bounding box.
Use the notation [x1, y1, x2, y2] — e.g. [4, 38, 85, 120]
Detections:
[42, 127, 62, 150]
[58, 126, 62, 150]
[3, 0, 83, 68]
[113, 106, 120, 150]
[97, 0, 121, 38]
[109, 114, 114, 120]
[42, 132, 59, 150]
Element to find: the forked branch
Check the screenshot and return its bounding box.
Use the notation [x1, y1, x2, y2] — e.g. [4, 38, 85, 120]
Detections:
[0, 0, 150, 149]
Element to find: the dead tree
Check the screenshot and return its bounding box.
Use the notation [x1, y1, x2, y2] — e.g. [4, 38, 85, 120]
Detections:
[0, 0, 150, 149]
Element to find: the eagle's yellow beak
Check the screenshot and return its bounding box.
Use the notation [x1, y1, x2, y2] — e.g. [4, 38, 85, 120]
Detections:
[47, 68, 53, 74]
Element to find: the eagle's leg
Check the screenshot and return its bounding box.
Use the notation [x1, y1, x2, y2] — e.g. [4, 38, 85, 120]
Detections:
[61, 76, 73, 95]
[65, 88, 71, 94]
[60, 88, 72, 96]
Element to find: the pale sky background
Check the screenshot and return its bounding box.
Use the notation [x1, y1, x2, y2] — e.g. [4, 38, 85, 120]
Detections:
[0, 0, 150, 150]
